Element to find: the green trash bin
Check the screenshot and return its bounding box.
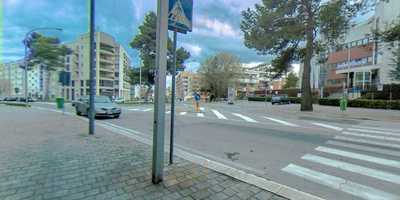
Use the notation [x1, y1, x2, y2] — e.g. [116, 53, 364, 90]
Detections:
[56, 97, 64, 109]
[340, 96, 347, 112]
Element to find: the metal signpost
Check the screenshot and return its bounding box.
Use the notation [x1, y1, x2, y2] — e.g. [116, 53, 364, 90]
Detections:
[89, 0, 96, 135]
[168, 0, 193, 165]
[152, 0, 169, 184]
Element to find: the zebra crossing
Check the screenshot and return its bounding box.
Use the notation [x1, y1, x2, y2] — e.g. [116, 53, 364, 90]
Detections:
[281, 126, 400, 200]
[125, 106, 350, 131]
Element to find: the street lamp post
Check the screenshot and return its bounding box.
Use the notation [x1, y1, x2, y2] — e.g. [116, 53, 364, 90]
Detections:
[23, 27, 63, 104]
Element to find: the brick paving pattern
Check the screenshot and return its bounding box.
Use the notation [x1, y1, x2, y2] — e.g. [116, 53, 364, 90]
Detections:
[0, 106, 287, 200]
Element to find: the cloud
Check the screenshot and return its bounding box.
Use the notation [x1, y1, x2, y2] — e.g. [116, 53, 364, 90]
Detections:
[194, 15, 241, 38]
[180, 43, 202, 57]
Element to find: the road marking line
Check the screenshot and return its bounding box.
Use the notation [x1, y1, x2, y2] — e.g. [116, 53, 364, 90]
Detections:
[311, 122, 343, 131]
[334, 136, 400, 150]
[262, 117, 298, 127]
[348, 128, 400, 137]
[302, 154, 400, 184]
[200, 107, 205, 111]
[179, 112, 187, 116]
[197, 113, 204, 118]
[342, 131, 400, 143]
[232, 113, 258, 123]
[211, 109, 227, 120]
[128, 108, 140, 111]
[166, 111, 171, 114]
[281, 164, 398, 200]
[352, 125, 400, 133]
[316, 146, 400, 169]
[327, 140, 400, 157]
[142, 108, 152, 112]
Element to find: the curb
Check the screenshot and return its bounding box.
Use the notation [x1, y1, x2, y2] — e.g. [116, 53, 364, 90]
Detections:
[4, 102, 31, 107]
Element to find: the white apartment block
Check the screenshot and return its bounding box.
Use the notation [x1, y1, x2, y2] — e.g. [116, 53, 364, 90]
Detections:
[63, 32, 131, 101]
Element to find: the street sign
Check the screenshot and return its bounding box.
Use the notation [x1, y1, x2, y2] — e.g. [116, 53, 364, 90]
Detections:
[168, 0, 193, 34]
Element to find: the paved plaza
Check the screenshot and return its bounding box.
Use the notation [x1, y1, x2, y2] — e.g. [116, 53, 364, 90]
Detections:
[0, 105, 287, 200]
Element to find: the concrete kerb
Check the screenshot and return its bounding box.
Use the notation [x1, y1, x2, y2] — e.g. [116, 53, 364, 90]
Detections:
[31, 106, 325, 200]
[4, 102, 31, 107]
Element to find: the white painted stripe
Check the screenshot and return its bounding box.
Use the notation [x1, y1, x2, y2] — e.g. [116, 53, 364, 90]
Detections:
[200, 107, 205, 111]
[334, 136, 400, 150]
[342, 131, 400, 143]
[128, 108, 140, 111]
[166, 111, 171, 114]
[327, 140, 400, 157]
[282, 164, 398, 200]
[179, 112, 187, 116]
[232, 113, 258, 123]
[348, 128, 400, 137]
[142, 108, 152, 112]
[316, 146, 400, 169]
[197, 113, 204, 118]
[211, 109, 227, 120]
[352, 125, 400, 133]
[311, 122, 343, 131]
[263, 117, 298, 127]
[302, 154, 400, 184]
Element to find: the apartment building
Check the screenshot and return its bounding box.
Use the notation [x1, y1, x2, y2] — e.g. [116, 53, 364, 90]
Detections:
[64, 32, 131, 101]
[0, 60, 55, 98]
[176, 71, 200, 100]
[236, 63, 270, 96]
[310, 0, 400, 97]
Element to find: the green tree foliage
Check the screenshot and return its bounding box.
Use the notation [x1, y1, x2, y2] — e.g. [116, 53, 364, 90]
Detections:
[129, 12, 190, 86]
[29, 33, 70, 100]
[283, 72, 299, 89]
[241, 0, 365, 111]
[379, 19, 400, 81]
[198, 53, 242, 98]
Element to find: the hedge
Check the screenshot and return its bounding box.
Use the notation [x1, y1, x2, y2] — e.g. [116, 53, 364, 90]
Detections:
[247, 96, 303, 104]
[247, 96, 271, 102]
[319, 98, 400, 110]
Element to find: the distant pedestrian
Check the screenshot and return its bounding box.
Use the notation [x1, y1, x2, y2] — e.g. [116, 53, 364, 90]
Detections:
[194, 92, 201, 113]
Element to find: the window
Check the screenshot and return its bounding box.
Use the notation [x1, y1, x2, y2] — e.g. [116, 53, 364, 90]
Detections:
[81, 80, 84, 87]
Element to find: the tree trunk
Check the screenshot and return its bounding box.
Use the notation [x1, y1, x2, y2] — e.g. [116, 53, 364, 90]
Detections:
[44, 70, 51, 101]
[301, 2, 314, 111]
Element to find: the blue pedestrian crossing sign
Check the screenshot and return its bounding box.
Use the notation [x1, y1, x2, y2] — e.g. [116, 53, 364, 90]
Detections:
[168, 0, 193, 34]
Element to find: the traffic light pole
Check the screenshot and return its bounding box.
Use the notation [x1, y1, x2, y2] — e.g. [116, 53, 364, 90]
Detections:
[169, 30, 177, 165]
[152, 0, 168, 184]
[89, 0, 96, 135]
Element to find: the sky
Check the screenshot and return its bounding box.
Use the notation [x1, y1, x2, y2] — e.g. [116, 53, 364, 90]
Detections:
[2, 0, 272, 70]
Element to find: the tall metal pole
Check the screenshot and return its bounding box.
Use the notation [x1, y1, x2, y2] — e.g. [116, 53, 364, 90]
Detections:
[169, 30, 177, 165]
[152, 0, 168, 184]
[139, 64, 142, 100]
[24, 40, 29, 104]
[88, 0, 96, 135]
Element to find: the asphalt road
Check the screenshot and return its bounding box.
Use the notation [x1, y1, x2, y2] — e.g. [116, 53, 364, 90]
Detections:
[29, 101, 400, 200]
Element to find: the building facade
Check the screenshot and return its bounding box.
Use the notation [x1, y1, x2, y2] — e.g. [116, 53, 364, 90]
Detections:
[310, 0, 400, 97]
[64, 32, 131, 101]
[237, 63, 270, 96]
[176, 71, 200, 100]
[0, 60, 56, 98]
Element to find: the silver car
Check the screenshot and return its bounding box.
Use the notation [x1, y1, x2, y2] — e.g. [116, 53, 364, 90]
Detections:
[73, 96, 121, 118]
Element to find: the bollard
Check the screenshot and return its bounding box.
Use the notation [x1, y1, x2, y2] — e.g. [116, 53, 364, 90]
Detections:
[340, 96, 347, 112]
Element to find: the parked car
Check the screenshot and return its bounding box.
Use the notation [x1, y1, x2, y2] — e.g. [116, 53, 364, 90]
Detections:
[114, 97, 125, 104]
[271, 95, 290, 105]
[3, 96, 18, 101]
[73, 96, 121, 118]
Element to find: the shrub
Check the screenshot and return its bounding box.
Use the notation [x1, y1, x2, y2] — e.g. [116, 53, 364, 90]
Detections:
[319, 98, 400, 110]
[247, 96, 271, 102]
[289, 97, 302, 104]
[319, 98, 340, 106]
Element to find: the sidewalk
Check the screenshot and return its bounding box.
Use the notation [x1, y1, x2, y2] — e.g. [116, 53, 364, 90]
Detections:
[0, 106, 288, 200]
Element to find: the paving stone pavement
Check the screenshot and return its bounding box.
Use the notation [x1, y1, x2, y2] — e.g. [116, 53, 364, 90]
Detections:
[0, 106, 288, 200]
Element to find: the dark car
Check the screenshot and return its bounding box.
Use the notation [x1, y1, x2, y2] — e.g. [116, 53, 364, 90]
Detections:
[271, 95, 290, 105]
[73, 96, 121, 118]
[4, 97, 18, 101]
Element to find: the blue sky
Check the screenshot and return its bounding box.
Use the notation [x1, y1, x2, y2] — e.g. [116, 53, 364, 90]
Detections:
[2, 0, 271, 70]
